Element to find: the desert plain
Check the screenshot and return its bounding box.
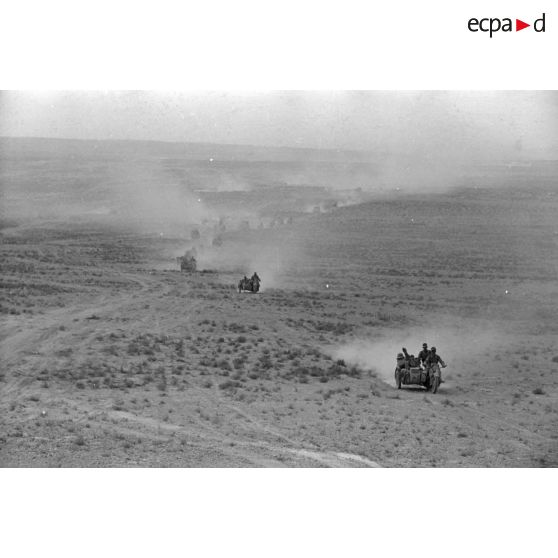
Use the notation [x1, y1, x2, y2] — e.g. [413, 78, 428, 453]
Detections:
[1, 137, 557, 467]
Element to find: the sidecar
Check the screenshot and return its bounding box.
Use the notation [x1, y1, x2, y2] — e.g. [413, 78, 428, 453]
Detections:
[394, 365, 431, 390]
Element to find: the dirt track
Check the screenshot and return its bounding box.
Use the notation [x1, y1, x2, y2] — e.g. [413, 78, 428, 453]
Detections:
[1, 263, 384, 466]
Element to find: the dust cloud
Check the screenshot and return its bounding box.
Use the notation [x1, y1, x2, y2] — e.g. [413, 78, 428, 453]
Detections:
[328, 321, 511, 384]
[4, 91, 556, 205]
[99, 159, 215, 233]
[191, 228, 303, 290]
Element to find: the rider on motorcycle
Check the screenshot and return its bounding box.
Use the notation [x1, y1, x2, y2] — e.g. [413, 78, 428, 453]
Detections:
[424, 346, 447, 383]
[418, 343, 430, 366]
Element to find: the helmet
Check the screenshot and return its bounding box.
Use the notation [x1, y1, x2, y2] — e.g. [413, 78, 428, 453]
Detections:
[431, 346, 437, 352]
[422, 343, 428, 348]
[397, 353, 404, 359]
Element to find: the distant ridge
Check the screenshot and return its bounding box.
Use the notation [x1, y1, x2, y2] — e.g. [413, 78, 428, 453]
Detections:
[0, 136, 380, 164]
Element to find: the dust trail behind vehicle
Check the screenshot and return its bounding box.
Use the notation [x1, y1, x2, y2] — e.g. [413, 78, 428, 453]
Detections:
[328, 321, 511, 385]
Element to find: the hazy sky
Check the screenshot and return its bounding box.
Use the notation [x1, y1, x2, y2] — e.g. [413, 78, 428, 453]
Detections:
[1, 91, 557, 159]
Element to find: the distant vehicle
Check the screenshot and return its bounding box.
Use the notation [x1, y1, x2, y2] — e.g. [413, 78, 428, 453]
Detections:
[238, 272, 261, 293]
[176, 250, 197, 272]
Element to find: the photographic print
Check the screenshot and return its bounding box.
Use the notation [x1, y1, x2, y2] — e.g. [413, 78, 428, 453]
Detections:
[1, 90, 557, 467]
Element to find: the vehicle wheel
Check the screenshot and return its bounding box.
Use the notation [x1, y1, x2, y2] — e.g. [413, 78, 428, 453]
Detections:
[395, 368, 402, 389]
[431, 376, 439, 394]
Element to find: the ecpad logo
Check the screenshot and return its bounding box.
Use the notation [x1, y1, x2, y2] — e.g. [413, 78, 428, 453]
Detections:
[468, 13, 546, 37]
